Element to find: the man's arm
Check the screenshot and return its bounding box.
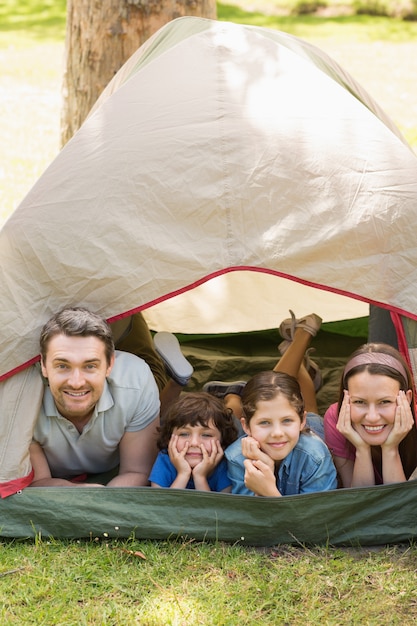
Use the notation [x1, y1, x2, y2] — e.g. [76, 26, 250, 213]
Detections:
[28, 442, 104, 488]
[106, 417, 159, 487]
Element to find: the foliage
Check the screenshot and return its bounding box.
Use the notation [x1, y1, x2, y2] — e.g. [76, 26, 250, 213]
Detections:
[0, 0, 66, 41]
[291, 0, 329, 15]
[352, 0, 417, 18]
[218, 2, 417, 31]
[218, 0, 417, 16]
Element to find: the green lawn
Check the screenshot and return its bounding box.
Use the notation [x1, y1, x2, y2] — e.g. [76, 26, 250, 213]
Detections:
[2, 538, 417, 624]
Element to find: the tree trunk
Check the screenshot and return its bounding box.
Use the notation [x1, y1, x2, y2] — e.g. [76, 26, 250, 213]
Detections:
[60, 0, 217, 146]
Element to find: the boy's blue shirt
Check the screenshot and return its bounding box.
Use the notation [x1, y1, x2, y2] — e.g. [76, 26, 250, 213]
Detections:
[225, 430, 337, 496]
[149, 451, 231, 491]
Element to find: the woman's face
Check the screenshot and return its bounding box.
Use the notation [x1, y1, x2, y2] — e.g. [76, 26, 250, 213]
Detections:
[347, 371, 411, 445]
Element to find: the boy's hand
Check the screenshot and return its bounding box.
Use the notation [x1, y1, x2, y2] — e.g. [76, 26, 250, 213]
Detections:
[168, 435, 192, 478]
[192, 439, 223, 479]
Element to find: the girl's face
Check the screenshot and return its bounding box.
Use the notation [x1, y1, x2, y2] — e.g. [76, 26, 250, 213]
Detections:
[347, 371, 412, 445]
[172, 419, 222, 468]
[242, 393, 306, 462]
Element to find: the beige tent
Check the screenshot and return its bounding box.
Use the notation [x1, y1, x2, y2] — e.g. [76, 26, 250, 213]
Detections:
[1, 18, 417, 538]
[1, 16, 417, 382]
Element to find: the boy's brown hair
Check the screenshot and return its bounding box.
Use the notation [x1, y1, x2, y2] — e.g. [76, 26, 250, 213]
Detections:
[157, 392, 238, 450]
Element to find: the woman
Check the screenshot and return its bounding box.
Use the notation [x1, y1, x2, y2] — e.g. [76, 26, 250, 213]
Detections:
[324, 343, 417, 487]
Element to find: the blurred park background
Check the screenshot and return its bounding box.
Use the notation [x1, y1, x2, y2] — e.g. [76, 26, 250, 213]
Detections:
[1, 0, 417, 225]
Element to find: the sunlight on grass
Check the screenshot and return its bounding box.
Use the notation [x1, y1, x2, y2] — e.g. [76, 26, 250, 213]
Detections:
[0, 41, 63, 224]
[1, 539, 417, 623]
[0, 0, 66, 222]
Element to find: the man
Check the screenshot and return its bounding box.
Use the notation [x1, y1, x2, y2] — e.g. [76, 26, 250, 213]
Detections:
[29, 307, 160, 487]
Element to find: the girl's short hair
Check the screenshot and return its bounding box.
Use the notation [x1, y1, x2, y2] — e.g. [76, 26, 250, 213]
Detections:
[157, 391, 238, 450]
[241, 371, 305, 424]
[339, 342, 417, 480]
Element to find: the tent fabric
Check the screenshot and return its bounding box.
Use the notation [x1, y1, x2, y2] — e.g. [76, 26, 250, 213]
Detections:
[0, 366, 43, 491]
[1, 17, 417, 381]
[2, 16, 417, 543]
[2, 481, 417, 546]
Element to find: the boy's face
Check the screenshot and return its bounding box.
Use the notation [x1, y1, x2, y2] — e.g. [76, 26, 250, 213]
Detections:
[172, 419, 222, 468]
[242, 393, 306, 462]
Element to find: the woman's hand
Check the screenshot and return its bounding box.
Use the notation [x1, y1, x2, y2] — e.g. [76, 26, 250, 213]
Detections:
[383, 390, 414, 449]
[336, 390, 369, 450]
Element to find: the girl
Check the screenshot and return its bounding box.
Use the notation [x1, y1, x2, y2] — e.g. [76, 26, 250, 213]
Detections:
[225, 370, 337, 496]
[324, 343, 417, 488]
[149, 392, 238, 491]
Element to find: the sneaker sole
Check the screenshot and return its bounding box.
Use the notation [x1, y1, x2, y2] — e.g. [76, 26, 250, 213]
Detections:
[154, 332, 193, 383]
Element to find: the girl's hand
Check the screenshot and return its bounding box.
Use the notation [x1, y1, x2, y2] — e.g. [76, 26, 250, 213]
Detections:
[168, 435, 192, 478]
[383, 390, 414, 449]
[241, 436, 274, 471]
[336, 390, 369, 450]
[192, 440, 224, 479]
[243, 459, 280, 497]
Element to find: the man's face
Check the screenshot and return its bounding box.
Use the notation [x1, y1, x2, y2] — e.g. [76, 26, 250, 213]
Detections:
[41, 334, 114, 423]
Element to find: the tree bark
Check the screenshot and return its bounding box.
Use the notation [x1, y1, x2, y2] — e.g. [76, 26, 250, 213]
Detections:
[60, 0, 217, 146]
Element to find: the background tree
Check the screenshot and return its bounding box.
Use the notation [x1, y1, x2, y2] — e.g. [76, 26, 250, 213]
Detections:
[61, 0, 216, 146]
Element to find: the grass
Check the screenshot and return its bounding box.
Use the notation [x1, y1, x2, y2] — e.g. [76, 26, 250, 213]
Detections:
[2, 3, 417, 622]
[2, 537, 417, 624]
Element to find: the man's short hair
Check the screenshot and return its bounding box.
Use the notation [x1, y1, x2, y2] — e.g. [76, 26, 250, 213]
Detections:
[40, 307, 115, 365]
